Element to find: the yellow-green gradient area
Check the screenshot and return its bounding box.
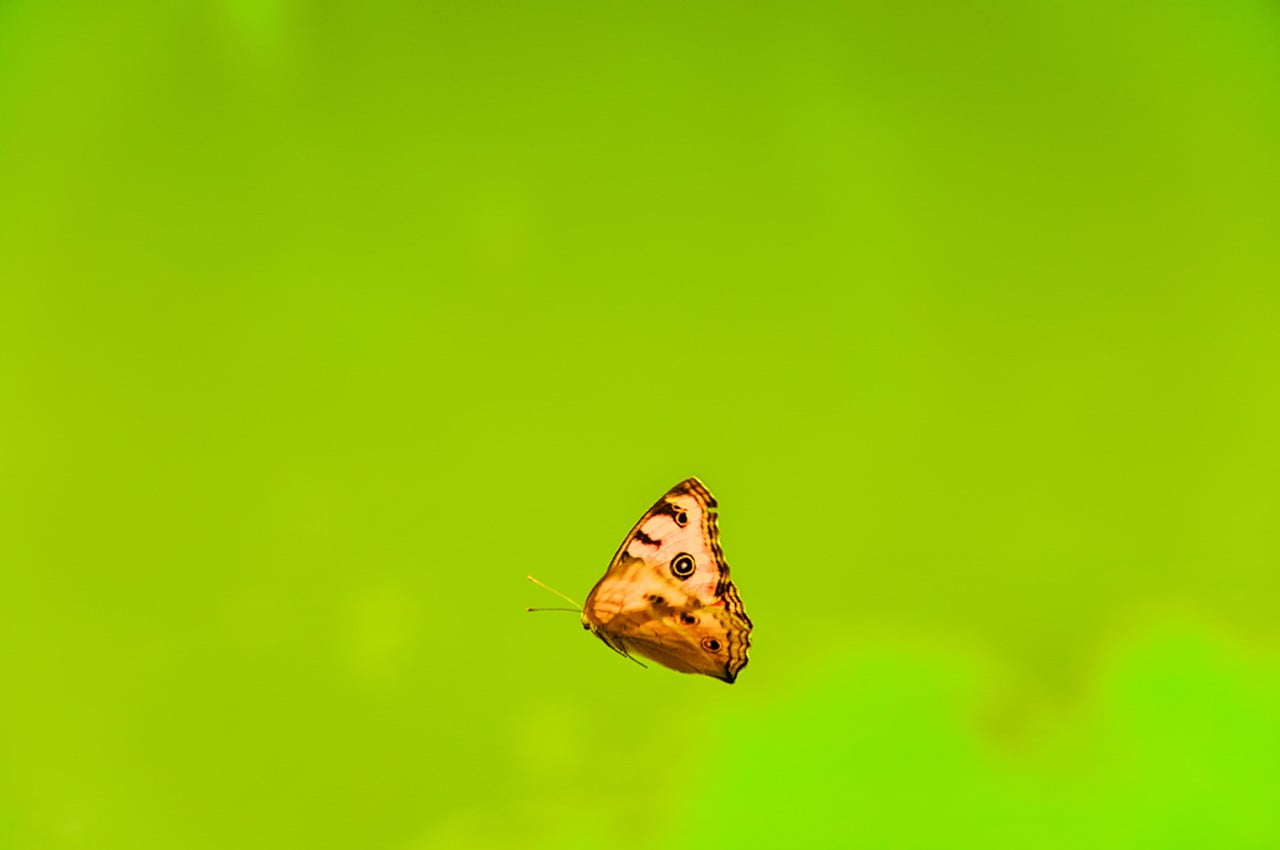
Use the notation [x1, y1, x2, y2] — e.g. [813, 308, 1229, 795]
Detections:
[2, 2, 1278, 848]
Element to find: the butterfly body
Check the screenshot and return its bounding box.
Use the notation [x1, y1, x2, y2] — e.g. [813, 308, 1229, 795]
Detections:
[580, 478, 752, 683]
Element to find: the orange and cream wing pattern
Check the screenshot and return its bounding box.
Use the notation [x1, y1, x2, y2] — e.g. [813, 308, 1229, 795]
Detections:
[581, 478, 752, 683]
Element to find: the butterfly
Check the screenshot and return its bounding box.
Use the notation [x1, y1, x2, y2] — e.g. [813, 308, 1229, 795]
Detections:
[529, 477, 752, 683]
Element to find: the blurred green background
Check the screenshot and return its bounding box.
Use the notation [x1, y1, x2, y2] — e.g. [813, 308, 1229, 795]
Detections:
[2, 1, 1279, 848]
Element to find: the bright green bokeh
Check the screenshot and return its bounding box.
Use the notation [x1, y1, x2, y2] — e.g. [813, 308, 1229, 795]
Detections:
[2, 2, 1279, 848]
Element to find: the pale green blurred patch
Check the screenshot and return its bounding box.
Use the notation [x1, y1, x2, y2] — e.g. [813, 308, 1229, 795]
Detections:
[692, 628, 1280, 849]
[2, 0, 1279, 848]
[220, 0, 289, 48]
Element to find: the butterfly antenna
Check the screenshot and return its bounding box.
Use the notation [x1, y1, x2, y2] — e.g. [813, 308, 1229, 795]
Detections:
[526, 576, 582, 612]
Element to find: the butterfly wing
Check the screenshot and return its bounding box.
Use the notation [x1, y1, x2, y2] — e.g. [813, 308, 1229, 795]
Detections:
[582, 478, 752, 683]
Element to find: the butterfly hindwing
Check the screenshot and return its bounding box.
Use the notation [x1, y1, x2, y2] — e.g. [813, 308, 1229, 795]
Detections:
[581, 478, 752, 683]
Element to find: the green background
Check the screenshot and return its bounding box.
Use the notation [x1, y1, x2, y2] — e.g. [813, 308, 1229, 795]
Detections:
[3, 1, 1279, 848]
